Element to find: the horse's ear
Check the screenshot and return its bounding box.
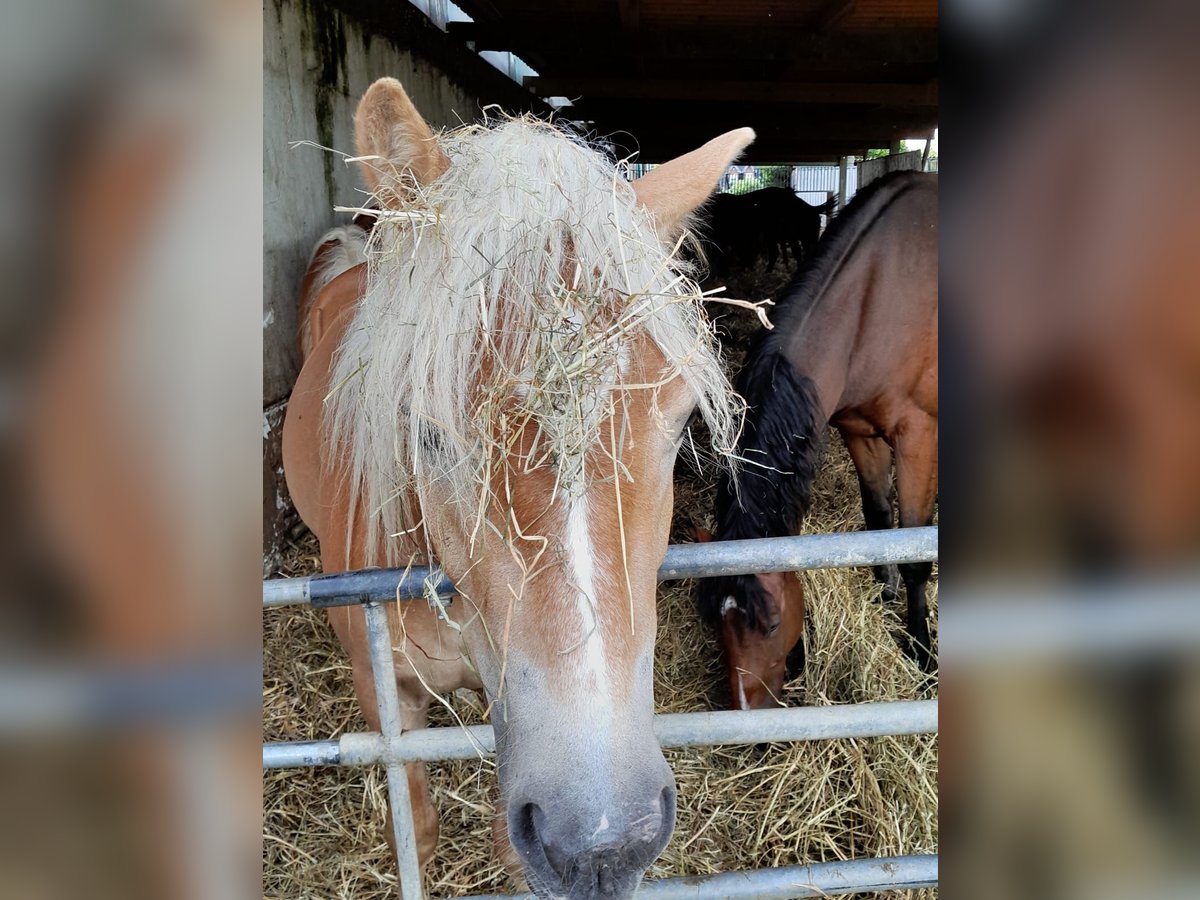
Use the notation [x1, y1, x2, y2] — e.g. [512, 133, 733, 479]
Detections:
[691, 525, 714, 543]
[632, 128, 755, 236]
[353, 78, 449, 203]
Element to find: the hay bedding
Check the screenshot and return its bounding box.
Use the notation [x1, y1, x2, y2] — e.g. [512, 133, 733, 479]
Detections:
[263, 257, 937, 899]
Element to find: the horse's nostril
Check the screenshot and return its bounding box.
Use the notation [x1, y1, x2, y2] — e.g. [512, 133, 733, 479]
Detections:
[522, 803, 580, 880]
[596, 857, 616, 895]
[511, 786, 676, 892]
[513, 802, 538, 848]
[657, 784, 678, 847]
[660, 785, 676, 823]
[513, 802, 575, 882]
[511, 802, 553, 871]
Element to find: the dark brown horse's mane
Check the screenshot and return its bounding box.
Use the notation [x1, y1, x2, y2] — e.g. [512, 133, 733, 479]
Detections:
[699, 171, 927, 633]
[699, 354, 824, 631]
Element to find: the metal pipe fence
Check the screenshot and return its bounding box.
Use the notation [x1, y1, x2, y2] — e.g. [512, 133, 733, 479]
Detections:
[461, 855, 939, 900]
[263, 527, 938, 899]
[264, 699, 937, 768]
[263, 526, 938, 608]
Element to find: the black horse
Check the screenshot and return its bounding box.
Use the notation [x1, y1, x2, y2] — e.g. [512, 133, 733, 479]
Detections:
[704, 187, 838, 275]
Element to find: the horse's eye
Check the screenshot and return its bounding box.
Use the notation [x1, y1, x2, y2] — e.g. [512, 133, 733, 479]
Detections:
[767, 622, 780, 636]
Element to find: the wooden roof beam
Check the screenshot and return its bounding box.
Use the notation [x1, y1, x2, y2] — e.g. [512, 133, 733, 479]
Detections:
[565, 105, 938, 139]
[445, 21, 936, 62]
[629, 146, 874, 164]
[809, 0, 856, 33]
[525, 77, 937, 106]
[617, 0, 639, 31]
[579, 116, 936, 158]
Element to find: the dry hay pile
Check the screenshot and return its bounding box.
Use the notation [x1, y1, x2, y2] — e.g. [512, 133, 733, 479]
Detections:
[263, 257, 938, 898]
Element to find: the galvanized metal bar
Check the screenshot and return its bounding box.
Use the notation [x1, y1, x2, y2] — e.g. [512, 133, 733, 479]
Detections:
[263, 739, 342, 768]
[262, 576, 309, 608]
[655, 527, 937, 581]
[363, 601, 425, 900]
[262, 527, 938, 608]
[262, 565, 452, 608]
[262, 733, 386, 768]
[263, 699, 937, 769]
[457, 854, 938, 899]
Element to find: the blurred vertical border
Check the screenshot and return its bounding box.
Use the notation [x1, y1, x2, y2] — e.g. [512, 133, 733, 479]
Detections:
[1, 0, 261, 898]
[943, 0, 1200, 896]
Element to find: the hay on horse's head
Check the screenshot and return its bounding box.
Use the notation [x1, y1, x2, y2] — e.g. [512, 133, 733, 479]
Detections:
[327, 117, 742, 565]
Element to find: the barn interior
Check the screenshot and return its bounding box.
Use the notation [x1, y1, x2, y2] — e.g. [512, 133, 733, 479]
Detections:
[447, 0, 938, 163]
[264, 1, 938, 896]
[265, 0, 938, 545]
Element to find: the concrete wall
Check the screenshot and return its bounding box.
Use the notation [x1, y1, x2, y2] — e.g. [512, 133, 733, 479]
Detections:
[263, 0, 540, 561]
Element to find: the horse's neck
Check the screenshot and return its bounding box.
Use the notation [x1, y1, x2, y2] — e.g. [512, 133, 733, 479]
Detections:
[723, 350, 827, 540]
[775, 178, 929, 418]
[778, 283, 859, 421]
[314, 475, 429, 574]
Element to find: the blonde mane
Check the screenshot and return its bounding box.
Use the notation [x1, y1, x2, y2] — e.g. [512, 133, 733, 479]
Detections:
[326, 116, 740, 566]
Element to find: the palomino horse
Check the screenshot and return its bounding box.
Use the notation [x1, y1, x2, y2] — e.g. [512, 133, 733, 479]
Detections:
[283, 78, 752, 898]
[698, 171, 938, 709]
[295, 221, 368, 360]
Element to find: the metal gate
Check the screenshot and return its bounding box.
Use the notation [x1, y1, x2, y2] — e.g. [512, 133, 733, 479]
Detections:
[262, 527, 939, 899]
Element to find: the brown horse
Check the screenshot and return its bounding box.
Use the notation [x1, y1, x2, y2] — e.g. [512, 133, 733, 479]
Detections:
[698, 171, 938, 709]
[282, 78, 752, 898]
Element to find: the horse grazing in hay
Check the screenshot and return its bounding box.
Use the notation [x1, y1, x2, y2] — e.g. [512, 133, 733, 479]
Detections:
[697, 171, 938, 709]
[282, 78, 752, 898]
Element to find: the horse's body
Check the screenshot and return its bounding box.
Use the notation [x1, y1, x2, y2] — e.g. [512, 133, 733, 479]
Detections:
[699, 172, 938, 708]
[705, 187, 836, 274]
[282, 78, 753, 899]
[287, 243, 476, 863]
[295, 224, 369, 360]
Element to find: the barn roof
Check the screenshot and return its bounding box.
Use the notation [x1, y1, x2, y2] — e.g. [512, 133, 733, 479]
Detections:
[449, 0, 938, 162]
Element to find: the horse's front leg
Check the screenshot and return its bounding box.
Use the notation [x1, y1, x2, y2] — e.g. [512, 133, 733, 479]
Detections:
[331, 608, 441, 868]
[346, 656, 440, 865]
[394, 679, 439, 865]
[893, 413, 938, 674]
[843, 432, 902, 604]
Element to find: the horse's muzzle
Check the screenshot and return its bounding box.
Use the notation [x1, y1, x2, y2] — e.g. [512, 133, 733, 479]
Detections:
[508, 783, 676, 899]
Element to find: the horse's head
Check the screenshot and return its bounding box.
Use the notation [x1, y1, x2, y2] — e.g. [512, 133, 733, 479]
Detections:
[694, 529, 806, 711]
[336, 79, 753, 898]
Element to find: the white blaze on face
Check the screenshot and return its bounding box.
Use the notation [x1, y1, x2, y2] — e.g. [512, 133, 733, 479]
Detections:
[590, 812, 611, 841]
[736, 671, 749, 710]
[721, 595, 738, 617]
[566, 496, 612, 717]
